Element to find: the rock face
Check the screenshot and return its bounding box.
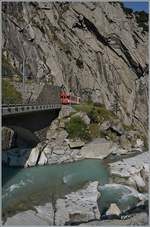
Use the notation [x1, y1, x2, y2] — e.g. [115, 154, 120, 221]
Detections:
[2, 127, 15, 150]
[109, 152, 149, 192]
[55, 181, 101, 225]
[2, 2, 148, 137]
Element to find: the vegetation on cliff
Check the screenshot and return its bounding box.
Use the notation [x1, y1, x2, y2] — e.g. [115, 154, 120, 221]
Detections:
[135, 11, 148, 33]
[2, 55, 16, 77]
[65, 102, 118, 141]
[2, 79, 22, 104]
[65, 116, 90, 141]
[120, 3, 148, 33]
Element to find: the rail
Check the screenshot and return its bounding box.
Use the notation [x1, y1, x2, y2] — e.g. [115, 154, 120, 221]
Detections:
[2, 104, 62, 116]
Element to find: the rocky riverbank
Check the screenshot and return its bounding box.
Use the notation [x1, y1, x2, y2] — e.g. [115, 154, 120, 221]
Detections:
[2, 106, 147, 167]
[4, 179, 148, 225]
[2, 107, 149, 225]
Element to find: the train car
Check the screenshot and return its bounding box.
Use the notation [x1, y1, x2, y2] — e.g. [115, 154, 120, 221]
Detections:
[60, 92, 80, 105]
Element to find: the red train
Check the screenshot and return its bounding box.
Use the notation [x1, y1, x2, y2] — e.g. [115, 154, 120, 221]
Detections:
[60, 92, 80, 105]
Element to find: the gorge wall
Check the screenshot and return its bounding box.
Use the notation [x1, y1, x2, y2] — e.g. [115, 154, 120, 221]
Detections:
[2, 2, 148, 135]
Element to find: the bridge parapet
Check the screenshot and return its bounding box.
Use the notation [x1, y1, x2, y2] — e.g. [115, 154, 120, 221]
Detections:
[2, 104, 61, 116]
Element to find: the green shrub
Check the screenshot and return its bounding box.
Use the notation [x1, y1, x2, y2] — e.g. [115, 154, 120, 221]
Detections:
[119, 3, 133, 15]
[2, 79, 22, 104]
[73, 103, 94, 113]
[88, 106, 117, 125]
[87, 107, 99, 123]
[135, 11, 148, 33]
[74, 102, 118, 125]
[65, 116, 90, 141]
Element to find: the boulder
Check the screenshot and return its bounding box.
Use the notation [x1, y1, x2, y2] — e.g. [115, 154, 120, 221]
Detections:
[140, 163, 149, 182]
[47, 128, 68, 144]
[55, 181, 100, 225]
[4, 148, 31, 167]
[131, 173, 146, 193]
[38, 151, 48, 165]
[110, 119, 124, 135]
[2, 127, 15, 150]
[106, 203, 121, 217]
[56, 130, 69, 144]
[99, 120, 124, 135]
[109, 152, 149, 192]
[98, 184, 146, 215]
[68, 139, 85, 149]
[119, 135, 132, 150]
[25, 147, 40, 167]
[81, 138, 114, 159]
[99, 120, 111, 131]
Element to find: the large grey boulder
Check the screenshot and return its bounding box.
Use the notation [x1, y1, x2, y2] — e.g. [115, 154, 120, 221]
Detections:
[68, 139, 85, 149]
[25, 146, 40, 167]
[110, 119, 125, 135]
[55, 181, 100, 225]
[81, 138, 114, 159]
[98, 183, 147, 215]
[99, 119, 124, 135]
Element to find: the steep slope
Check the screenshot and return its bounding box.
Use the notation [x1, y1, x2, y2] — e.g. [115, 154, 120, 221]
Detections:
[2, 2, 148, 135]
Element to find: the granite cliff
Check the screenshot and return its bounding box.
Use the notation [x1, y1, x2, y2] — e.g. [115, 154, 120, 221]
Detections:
[2, 2, 148, 135]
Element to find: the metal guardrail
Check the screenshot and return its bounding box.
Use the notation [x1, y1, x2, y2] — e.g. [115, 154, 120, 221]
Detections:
[2, 104, 62, 116]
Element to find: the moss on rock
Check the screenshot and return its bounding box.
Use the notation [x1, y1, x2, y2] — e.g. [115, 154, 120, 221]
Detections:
[2, 79, 22, 104]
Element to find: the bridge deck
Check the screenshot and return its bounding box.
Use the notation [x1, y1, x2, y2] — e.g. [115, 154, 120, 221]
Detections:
[2, 104, 61, 116]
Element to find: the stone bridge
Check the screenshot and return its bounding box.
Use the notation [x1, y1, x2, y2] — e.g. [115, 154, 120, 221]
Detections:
[2, 104, 61, 132]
